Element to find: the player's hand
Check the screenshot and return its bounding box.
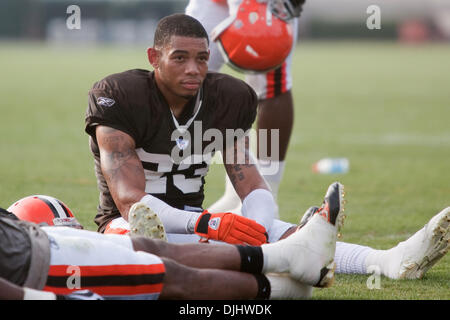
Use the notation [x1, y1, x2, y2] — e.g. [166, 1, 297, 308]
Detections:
[194, 210, 267, 245]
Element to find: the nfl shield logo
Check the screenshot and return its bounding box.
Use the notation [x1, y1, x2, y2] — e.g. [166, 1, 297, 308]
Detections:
[176, 138, 189, 150]
[208, 217, 221, 230]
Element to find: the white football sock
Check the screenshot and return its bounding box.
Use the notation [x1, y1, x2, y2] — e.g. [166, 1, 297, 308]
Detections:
[258, 160, 286, 204]
[241, 188, 278, 231]
[334, 241, 372, 275]
[207, 174, 241, 213]
[140, 195, 200, 234]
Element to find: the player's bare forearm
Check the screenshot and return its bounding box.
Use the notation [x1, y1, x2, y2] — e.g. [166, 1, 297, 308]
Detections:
[223, 137, 269, 200]
[96, 125, 147, 219]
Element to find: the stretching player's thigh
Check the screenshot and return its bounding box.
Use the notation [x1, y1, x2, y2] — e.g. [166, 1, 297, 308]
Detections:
[42, 226, 133, 249]
[43, 228, 165, 298]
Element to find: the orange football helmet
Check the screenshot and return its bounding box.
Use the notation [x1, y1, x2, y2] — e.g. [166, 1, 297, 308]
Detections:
[7, 195, 83, 228]
[212, 0, 294, 73]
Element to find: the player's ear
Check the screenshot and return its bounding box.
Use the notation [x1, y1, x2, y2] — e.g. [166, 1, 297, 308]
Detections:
[147, 47, 159, 69]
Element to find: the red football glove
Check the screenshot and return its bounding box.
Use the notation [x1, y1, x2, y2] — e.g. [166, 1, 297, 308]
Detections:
[194, 210, 267, 245]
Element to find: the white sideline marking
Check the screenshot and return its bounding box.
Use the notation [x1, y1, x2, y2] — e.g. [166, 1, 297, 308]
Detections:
[339, 133, 450, 147]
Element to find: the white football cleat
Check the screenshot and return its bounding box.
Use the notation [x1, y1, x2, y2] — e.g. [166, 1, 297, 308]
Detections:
[128, 202, 167, 241]
[261, 182, 345, 287]
[392, 207, 449, 279]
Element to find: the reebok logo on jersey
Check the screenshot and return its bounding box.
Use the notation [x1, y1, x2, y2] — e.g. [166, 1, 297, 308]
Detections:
[97, 97, 115, 107]
[208, 217, 221, 230]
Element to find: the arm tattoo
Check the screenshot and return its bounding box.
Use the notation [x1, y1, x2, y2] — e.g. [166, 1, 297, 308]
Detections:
[228, 164, 247, 186]
[98, 128, 142, 182]
[226, 137, 256, 187]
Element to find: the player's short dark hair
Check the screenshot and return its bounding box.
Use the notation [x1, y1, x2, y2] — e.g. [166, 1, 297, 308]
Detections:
[153, 13, 209, 48]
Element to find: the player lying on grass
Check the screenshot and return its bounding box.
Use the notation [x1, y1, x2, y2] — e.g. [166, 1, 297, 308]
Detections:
[8, 188, 450, 293]
[0, 192, 345, 300]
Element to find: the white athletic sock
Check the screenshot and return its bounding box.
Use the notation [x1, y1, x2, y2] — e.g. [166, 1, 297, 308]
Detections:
[258, 160, 286, 203]
[334, 241, 372, 275]
[336, 242, 418, 279]
[241, 189, 278, 231]
[140, 195, 200, 234]
[207, 174, 241, 213]
[266, 273, 313, 299]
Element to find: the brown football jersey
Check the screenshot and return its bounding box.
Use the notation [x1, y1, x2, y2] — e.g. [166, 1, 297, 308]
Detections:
[85, 69, 257, 232]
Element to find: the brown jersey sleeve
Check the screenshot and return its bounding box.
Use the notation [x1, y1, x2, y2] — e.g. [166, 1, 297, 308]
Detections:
[85, 70, 157, 146]
[85, 80, 139, 143]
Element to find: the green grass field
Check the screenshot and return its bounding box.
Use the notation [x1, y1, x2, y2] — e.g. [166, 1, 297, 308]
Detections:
[1, 41, 449, 299]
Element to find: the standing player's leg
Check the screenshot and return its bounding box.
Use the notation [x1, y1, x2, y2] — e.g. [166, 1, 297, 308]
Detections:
[207, 17, 299, 215]
[245, 17, 298, 205]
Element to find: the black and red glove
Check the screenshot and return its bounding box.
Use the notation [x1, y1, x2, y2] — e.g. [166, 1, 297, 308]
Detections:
[194, 210, 267, 245]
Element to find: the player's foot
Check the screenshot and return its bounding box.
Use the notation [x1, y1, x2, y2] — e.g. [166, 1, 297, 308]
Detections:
[128, 202, 167, 241]
[298, 206, 319, 229]
[383, 207, 450, 279]
[314, 182, 346, 230]
[299, 182, 347, 233]
[262, 182, 346, 287]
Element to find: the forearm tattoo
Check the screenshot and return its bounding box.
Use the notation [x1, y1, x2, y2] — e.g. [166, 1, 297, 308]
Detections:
[99, 128, 141, 182]
[226, 138, 256, 187]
